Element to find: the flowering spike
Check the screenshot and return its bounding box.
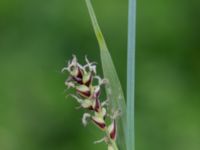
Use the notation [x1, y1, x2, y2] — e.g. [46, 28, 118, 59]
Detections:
[63, 55, 119, 149]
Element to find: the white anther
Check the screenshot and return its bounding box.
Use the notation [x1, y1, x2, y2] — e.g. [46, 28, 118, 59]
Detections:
[70, 94, 83, 104]
[94, 137, 106, 144]
[65, 81, 75, 89]
[84, 56, 97, 73]
[94, 76, 107, 86]
[62, 55, 79, 73]
[90, 65, 97, 74]
[61, 67, 69, 73]
[72, 55, 77, 64]
[85, 56, 96, 66]
[82, 113, 91, 126]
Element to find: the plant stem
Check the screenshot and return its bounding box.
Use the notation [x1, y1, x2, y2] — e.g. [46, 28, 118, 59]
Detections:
[111, 141, 119, 150]
[105, 128, 119, 150]
[127, 0, 136, 150]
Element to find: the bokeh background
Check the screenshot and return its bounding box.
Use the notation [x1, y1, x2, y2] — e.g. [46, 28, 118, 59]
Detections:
[0, 0, 199, 150]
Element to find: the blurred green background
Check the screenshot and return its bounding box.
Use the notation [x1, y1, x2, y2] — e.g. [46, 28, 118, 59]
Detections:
[0, 0, 200, 150]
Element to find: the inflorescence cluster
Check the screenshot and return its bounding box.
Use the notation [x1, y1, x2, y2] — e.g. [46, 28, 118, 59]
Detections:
[62, 55, 119, 150]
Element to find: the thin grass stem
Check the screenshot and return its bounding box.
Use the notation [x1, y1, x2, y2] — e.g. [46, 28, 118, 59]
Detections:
[127, 0, 136, 150]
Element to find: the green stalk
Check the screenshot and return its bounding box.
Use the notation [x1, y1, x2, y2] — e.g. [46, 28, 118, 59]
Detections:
[126, 0, 136, 150]
[111, 141, 119, 150]
[105, 129, 119, 150]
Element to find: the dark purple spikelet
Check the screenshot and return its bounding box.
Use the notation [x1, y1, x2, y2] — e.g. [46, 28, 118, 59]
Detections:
[93, 98, 101, 112]
[84, 74, 93, 86]
[109, 120, 117, 140]
[76, 88, 91, 98]
[72, 76, 83, 84]
[92, 117, 106, 129]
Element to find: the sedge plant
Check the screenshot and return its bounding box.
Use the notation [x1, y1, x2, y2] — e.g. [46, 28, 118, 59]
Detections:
[62, 0, 136, 150]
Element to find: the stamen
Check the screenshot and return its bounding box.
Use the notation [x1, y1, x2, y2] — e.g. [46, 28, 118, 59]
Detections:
[94, 137, 106, 144]
[82, 113, 91, 126]
[70, 94, 83, 103]
[65, 81, 75, 89]
[108, 120, 117, 140]
[94, 76, 108, 86]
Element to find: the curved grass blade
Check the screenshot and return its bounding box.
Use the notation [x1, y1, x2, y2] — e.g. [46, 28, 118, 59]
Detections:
[127, 0, 136, 150]
[85, 0, 127, 149]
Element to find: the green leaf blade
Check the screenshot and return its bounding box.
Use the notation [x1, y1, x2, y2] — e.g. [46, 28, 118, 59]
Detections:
[85, 0, 127, 149]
